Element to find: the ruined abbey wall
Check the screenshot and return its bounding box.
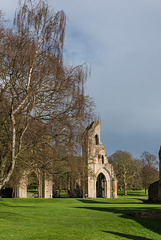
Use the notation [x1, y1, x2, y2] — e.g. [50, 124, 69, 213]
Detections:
[83, 121, 117, 198]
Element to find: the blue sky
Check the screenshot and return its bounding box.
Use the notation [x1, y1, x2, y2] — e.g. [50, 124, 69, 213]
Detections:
[1, 0, 161, 158]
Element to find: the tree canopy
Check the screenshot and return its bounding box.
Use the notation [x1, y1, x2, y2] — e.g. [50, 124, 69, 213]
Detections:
[141, 151, 159, 193]
[0, 0, 94, 190]
[109, 150, 159, 195]
[109, 151, 142, 195]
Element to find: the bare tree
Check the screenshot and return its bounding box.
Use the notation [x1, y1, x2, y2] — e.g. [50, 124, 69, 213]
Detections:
[141, 151, 159, 194]
[0, 0, 94, 189]
[109, 151, 142, 195]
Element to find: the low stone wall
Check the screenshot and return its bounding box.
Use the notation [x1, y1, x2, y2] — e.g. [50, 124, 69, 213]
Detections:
[131, 211, 161, 219]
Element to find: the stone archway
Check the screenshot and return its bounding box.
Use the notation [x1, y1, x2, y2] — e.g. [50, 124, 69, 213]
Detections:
[27, 171, 39, 198]
[12, 169, 53, 198]
[95, 168, 112, 198]
[96, 173, 107, 198]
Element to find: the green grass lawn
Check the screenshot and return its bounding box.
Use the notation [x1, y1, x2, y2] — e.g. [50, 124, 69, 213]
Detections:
[0, 190, 161, 240]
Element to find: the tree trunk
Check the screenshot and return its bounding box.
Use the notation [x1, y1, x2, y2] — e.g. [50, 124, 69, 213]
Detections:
[0, 111, 16, 190]
[123, 172, 127, 195]
[124, 178, 127, 195]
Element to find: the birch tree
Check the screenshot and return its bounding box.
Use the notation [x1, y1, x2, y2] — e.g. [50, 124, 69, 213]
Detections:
[0, 0, 93, 189]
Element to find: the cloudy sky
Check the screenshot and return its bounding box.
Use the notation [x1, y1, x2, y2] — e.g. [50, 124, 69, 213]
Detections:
[1, 0, 161, 158]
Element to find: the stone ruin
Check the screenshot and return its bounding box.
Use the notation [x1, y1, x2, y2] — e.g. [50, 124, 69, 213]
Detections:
[148, 146, 161, 203]
[132, 151, 161, 219]
[0, 121, 117, 199]
[83, 121, 117, 198]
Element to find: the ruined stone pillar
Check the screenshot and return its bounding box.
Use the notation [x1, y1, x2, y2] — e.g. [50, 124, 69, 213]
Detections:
[106, 180, 111, 198]
[39, 171, 53, 198]
[112, 178, 118, 198]
[44, 177, 53, 198]
[88, 177, 96, 198]
[12, 173, 28, 198]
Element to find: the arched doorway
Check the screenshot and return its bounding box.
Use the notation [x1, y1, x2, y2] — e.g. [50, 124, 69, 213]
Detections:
[27, 172, 39, 198]
[96, 173, 107, 198]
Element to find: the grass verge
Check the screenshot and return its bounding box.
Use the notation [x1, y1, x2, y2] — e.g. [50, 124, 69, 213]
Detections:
[0, 190, 160, 240]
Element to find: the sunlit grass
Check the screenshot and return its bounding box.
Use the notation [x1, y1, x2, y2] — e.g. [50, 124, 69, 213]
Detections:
[0, 190, 160, 240]
[118, 189, 148, 198]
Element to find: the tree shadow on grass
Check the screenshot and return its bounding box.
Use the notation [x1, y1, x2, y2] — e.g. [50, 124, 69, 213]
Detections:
[0, 202, 12, 207]
[0, 200, 39, 209]
[0, 211, 24, 221]
[0, 203, 37, 208]
[76, 204, 161, 237]
[102, 230, 152, 240]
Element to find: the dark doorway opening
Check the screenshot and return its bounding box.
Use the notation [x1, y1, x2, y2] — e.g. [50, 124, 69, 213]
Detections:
[96, 173, 107, 198]
[0, 188, 13, 198]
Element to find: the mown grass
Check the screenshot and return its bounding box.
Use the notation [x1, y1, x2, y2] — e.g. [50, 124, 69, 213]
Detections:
[0, 190, 161, 240]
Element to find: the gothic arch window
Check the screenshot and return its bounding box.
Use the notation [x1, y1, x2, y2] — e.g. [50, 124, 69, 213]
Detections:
[95, 134, 99, 145]
[102, 155, 104, 164]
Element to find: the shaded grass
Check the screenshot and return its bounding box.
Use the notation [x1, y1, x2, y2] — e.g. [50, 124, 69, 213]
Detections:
[118, 189, 148, 198]
[0, 191, 160, 239]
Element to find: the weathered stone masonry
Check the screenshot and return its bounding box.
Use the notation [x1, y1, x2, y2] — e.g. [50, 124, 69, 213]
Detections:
[4, 121, 117, 199]
[83, 121, 117, 198]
